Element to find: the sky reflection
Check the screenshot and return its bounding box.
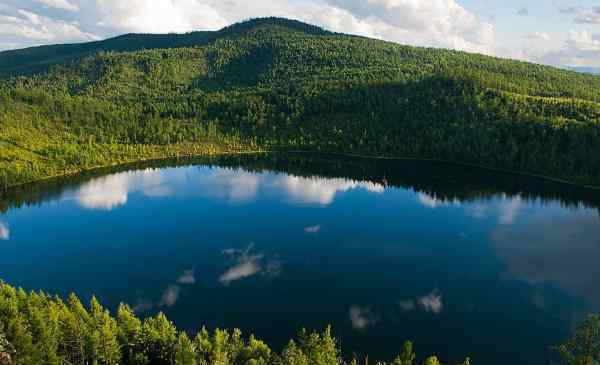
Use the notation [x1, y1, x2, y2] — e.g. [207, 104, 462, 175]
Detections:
[70, 167, 387, 210]
[493, 207, 600, 312]
[219, 245, 282, 285]
[2, 157, 599, 365]
[74, 169, 170, 210]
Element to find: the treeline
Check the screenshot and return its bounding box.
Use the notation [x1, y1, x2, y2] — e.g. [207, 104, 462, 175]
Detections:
[0, 282, 470, 365]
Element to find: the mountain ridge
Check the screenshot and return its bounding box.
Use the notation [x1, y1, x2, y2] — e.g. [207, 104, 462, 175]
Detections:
[1, 17, 597, 82]
[0, 17, 333, 77]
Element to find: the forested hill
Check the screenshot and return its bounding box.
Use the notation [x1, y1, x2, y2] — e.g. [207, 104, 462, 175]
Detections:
[1, 17, 600, 188]
[0, 18, 331, 77]
[2, 17, 599, 99]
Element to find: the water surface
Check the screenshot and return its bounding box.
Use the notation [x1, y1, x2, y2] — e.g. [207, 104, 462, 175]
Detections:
[1, 154, 599, 365]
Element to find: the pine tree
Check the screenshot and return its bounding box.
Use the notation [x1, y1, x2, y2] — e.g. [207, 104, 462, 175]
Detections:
[393, 341, 416, 365]
[117, 303, 142, 363]
[281, 340, 309, 365]
[175, 332, 197, 365]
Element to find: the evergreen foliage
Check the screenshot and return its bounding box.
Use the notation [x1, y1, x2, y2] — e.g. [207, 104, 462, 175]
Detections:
[1, 17, 600, 186]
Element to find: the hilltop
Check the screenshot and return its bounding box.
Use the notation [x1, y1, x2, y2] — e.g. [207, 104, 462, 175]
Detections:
[0, 18, 331, 77]
[1, 17, 599, 188]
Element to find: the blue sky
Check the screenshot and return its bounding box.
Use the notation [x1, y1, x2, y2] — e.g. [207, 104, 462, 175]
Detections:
[0, 0, 598, 67]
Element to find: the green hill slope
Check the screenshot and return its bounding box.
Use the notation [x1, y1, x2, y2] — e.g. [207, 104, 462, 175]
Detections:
[0, 18, 330, 77]
[1, 17, 600, 188]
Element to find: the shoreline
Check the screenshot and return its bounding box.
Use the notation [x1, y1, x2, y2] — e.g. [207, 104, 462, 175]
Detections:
[3, 148, 600, 194]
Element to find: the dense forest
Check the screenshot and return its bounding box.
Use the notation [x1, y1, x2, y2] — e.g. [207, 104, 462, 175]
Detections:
[1, 17, 600, 188]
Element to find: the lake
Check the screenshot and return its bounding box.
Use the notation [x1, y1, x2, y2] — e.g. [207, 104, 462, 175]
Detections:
[1, 153, 599, 365]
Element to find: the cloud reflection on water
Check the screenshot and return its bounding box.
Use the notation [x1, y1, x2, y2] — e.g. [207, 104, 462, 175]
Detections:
[0, 222, 9, 240]
[75, 169, 170, 210]
[349, 305, 380, 331]
[418, 290, 444, 314]
[198, 169, 385, 205]
[197, 170, 262, 203]
[493, 208, 600, 312]
[176, 270, 196, 285]
[159, 285, 181, 307]
[73, 166, 387, 210]
[497, 196, 522, 225]
[417, 193, 460, 209]
[304, 225, 322, 234]
[349, 289, 444, 332]
[219, 254, 264, 285]
[273, 176, 384, 205]
[132, 269, 196, 312]
[219, 245, 282, 285]
[397, 289, 444, 315]
[419, 192, 523, 227]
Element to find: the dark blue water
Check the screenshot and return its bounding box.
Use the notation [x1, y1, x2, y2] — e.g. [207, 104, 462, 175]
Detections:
[1, 154, 599, 365]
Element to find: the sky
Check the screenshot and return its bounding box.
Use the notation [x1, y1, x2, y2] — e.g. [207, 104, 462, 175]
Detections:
[0, 0, 599, 67]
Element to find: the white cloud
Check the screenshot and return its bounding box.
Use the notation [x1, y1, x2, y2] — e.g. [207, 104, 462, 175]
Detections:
[322, 0, 496, 55]
[524, 32, 551, 41]
[35, 0, 79, 12]
[0, 222, 10, 240]
[573, 6, 600, 24]
[0, 9, 97, 47]
[566, 30, 600, 51]
[94, 0, 227, 33]
[349, 305, 379, 330]
[539, 30, 600, 67]
[418, 290, 443, 314]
